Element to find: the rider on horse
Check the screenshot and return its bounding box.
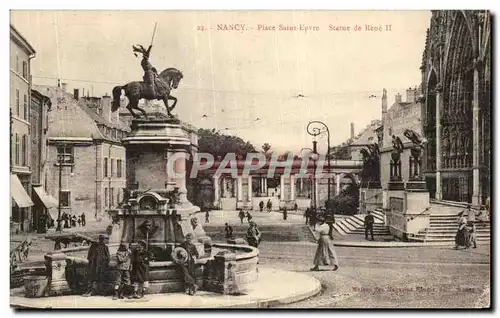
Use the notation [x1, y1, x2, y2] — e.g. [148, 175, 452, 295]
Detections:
[133, 44, 160, 98]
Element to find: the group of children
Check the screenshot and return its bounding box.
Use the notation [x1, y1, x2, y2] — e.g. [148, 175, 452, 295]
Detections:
[84, 233, 201, 300]
[83, 236, 151, 300]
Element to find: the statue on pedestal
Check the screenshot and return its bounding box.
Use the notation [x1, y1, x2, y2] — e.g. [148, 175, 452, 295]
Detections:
[110, 26, 184, 119]
[404, 129, 428, 180]
[390, 135, 404, 180]
[360, 142, 381, 186]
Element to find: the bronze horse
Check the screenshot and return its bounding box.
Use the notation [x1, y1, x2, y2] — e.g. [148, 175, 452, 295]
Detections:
[111, 68, 183, 119]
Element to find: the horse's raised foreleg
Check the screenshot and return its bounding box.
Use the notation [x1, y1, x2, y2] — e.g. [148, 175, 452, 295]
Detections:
[126, 103, 139, 118]
[167, 95, 177, 118]
[162, 95, 174, 118]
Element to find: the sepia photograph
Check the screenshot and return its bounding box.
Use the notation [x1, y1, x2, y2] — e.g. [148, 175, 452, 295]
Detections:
[8, 9, 491, 309]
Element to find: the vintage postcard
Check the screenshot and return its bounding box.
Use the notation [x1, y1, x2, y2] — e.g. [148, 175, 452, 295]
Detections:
[9, 10, 491, 309]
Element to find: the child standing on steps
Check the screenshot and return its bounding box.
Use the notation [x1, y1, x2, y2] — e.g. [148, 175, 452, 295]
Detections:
[131, 240, 150, 299]
[113, 244, 131, 300]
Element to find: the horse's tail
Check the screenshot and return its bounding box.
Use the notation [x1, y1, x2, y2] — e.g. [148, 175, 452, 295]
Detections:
[112, 85, 124, 109]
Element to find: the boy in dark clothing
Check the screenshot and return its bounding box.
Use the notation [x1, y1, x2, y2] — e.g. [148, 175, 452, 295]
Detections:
[259, 201, 264, 212]
[83, 234, 110, 296]
[113, 243, 132, 300]
[364, 211, 375, 241]
[178, 233, 200, 295]
[131, 240, 150, 299]
[81, 212, 86, 226]
[77, 216, 82, 227]
[246, 211, 253, 223]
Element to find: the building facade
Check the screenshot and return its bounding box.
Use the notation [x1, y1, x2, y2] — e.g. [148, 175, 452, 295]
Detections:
[379, 87, 424, 189]
[41, 85, 130, 221]
[421, 11, 491, 205]
[30, 88, 57, 232]
[10, 25, 36, 232]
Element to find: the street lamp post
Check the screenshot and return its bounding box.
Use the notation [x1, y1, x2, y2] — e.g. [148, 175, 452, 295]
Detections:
[306, 121, 332, 203]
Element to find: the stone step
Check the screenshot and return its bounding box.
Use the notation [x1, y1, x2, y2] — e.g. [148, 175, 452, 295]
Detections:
[343, 218, 363, 230]
[409, 237, 490, 242]
[332, 223, 347, 236]
[339, 219, 358, 232]
[335, 221, 351, 234]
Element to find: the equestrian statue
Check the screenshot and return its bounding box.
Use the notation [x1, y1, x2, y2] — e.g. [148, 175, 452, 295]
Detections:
[403, 128, 427, 160]
[360, 142, 381, 183]
[111, 43, 183, 119]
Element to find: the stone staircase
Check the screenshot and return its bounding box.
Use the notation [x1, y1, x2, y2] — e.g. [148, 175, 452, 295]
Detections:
[331, 210, 390, 236]
[407, 212, 491, 243]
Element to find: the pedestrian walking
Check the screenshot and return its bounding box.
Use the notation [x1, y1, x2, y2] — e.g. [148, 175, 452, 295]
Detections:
[304, 207, 310, 225]
[465, 204, 476, 222]
[238, 210, 245, 225]
[455, 212, 470, 249]
[310, 216, 339, 271]
[83, 234, 110, 297]
[131, 240, 151, 299]
[310, 207, 317, 230]
[81, 212, 86, 227]
[267, 199, 272, 212]
[113, 243, 132, 300]
[77, 216, 82, 227]
[467, 221, 477, 248]
[283, 207, 288, 220]
[224, 223, 234, 239]
[259, 200, 264, 212]
[204, 210, 210, 223]
[71, 215, 77, 227]
[364, 211, 375, 241]
[246, 211, 253, 223]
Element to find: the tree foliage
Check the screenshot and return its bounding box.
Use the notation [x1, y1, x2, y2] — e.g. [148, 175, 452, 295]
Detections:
[330, 144, 352, 160]
[332, 183, 360, 215]
[197, 128, 256, 159]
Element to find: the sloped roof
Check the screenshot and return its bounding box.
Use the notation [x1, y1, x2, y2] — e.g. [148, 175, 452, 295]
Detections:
[34, 85, 105, 140]
[349, 120, 382, 146]
[77, 99, 130, 131]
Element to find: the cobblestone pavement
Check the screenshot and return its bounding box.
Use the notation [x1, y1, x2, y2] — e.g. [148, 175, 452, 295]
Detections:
[257, 241, 491, 308]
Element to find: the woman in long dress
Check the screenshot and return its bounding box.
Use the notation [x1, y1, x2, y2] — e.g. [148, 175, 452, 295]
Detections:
[311, 216, 339, 271]
[455, 213, 470, 249]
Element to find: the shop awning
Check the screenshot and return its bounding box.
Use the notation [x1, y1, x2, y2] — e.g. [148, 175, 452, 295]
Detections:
[47, 208, 59, 221]
[33, 186, 58, 209]
[11, 174, 34, 208]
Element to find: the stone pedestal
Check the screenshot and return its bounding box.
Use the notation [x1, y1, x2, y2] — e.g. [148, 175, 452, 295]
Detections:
[386, 180, 430, 241]
[43, 253, 72, 297]
[359, 181, 382, 214]
[109, 118, 203, 256]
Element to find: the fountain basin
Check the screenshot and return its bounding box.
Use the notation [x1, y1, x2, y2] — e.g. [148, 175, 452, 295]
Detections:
[22, 242, 258, 298]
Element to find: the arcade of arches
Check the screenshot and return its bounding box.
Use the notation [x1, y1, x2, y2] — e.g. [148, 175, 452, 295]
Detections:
[422, 11, 491, 205]
[189, 164, 360, 211]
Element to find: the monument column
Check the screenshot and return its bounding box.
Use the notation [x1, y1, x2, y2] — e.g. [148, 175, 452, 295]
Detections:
[290, 175, 295, 201]
[435, 84, 443, 201]
[280, 175, 285, 201]
[300, 178, 304, 196]
[222, 177, 228, 198]
[237, 176, 243, 201]
[335, 173, 341, 195]
[247, 176, 252, 202]
[472, 60, 481, 205]
[213, 175, 220, 206]
[263, 178, 268, 196]
[174, 150, 189, 204]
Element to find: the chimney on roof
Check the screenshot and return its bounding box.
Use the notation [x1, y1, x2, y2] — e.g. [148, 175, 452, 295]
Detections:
[406, 86, 417, 103]
[102, 95, 112, 122]
[73, 89, 79, 100]
[381, 88, 387, 121]
[350, 123, 355, 140]
[395, 93, 402, 104]
[62, 83, 68, 93]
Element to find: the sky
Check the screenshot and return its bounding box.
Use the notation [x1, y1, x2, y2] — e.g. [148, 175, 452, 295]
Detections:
[10, 10, 431, 153]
